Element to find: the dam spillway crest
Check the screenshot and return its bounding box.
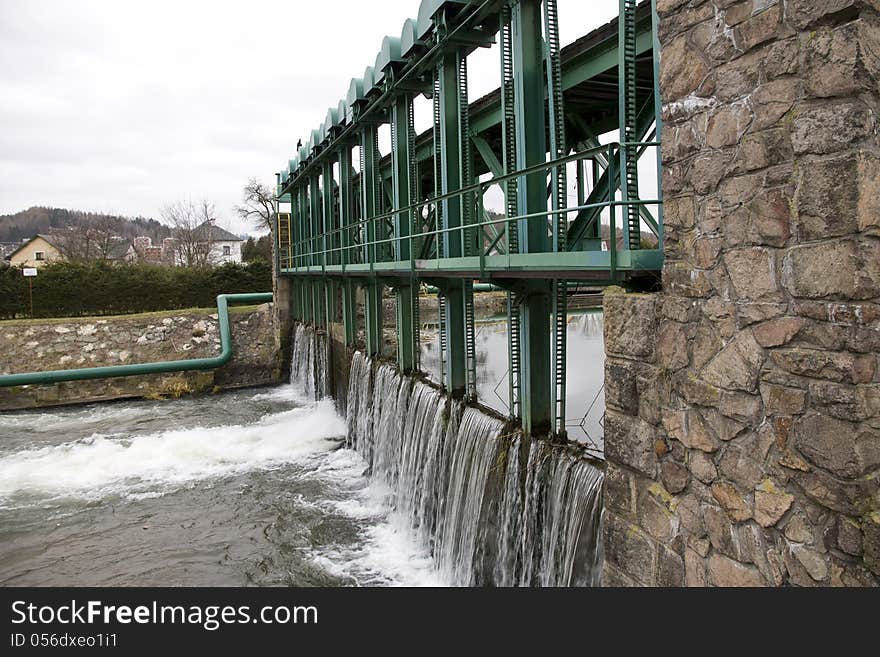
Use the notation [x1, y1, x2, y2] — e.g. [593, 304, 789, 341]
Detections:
[291, 322, 605, 586]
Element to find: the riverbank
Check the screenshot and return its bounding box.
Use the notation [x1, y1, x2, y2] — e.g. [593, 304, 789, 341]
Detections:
[0, 303, 281, 411]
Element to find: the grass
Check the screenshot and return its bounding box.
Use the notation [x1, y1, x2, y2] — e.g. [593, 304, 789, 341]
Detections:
[0, 304, 263, 326]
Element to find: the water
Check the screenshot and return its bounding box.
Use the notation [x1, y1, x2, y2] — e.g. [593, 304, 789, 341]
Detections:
[0, 322, 603, 587]
[346, 351, 605, 586]
[0, 328, 440, 586]
[420, 311, 606, 455]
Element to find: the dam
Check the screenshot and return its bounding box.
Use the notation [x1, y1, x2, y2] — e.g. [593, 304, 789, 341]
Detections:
[0, 0, 878, 587]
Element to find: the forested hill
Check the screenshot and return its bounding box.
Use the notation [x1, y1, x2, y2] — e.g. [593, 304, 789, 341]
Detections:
[0, 207, 172, 243]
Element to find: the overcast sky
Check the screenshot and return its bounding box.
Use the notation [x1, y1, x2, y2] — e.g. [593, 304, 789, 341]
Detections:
[0, 0, 620, 235]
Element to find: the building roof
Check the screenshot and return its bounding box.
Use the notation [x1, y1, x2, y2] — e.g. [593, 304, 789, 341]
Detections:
[193, 221, 243, 242]
[6, 234, 60, 259]
[104, 239, 134, 260]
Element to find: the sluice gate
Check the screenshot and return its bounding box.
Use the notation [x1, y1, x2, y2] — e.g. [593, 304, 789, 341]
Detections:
[274, 0, 663, 439]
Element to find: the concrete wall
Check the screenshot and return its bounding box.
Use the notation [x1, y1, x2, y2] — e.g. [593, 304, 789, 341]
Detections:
[602, 0, 880, 586]
[0, 304, 282, 410]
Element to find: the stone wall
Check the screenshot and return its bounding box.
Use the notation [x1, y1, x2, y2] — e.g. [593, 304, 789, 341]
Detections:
[603, 0, 880, 586]
[0, 304, 282, 410]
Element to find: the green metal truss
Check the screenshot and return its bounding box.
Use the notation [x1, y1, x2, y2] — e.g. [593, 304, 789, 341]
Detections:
[275, 0, 663, 439]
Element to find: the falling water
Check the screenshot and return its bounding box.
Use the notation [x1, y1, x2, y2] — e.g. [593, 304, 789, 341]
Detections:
[344, 350, 605, 587]
[290, 323, 328, 400]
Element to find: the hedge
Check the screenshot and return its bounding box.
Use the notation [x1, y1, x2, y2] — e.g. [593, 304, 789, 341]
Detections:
[0, 261, 272, 319]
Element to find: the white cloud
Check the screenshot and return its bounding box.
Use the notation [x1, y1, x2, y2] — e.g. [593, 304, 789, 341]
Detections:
[0, 0, 620, 235]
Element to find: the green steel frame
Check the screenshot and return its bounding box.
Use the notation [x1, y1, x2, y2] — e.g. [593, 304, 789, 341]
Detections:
[274, 0, 662, 439]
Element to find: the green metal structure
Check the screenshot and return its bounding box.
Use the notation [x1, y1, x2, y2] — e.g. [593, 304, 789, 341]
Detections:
[275, 0, 662, 438]
[0, 293, 273, 387]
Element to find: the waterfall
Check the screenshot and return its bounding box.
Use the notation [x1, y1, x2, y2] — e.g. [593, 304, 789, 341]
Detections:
[344, 351, 605, 587]
[289, 323, 329, 400]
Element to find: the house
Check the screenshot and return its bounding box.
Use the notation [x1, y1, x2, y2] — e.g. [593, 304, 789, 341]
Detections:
[191, 221, 243, 264]
[103, 237, 137, 263]
[6, 234, 63, 268]
[6, 234, 136, 267]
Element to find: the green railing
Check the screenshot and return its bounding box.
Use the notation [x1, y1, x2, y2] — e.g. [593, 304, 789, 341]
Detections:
[277, 141, 662, 280]
[0, 293, 273, 388]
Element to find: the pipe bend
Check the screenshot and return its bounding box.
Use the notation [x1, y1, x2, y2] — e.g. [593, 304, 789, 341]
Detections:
[0, 293, 273, 388]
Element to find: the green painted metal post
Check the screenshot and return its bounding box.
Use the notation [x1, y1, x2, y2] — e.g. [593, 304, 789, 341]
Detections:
[364, 281, 383, 357]
[392, 94, 416, 372]
[361, 125, 379, 265]
[338, 143, 357, 346]
[437, 55, 467, 396]
[512, 0, 552, 436]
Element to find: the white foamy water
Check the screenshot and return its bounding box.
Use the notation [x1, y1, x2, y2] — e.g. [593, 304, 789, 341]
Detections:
[0, 399, 346, 504]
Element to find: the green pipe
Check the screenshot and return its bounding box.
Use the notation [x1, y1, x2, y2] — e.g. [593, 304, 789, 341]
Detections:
[0, 293, 273, 388]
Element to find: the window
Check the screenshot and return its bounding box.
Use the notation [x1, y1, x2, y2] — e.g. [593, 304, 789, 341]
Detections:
[223, 245, 231, 256]
[34, 251, 45, 261]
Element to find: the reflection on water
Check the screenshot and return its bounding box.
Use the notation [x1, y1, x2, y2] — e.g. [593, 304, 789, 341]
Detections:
[420, 311, 605, 456]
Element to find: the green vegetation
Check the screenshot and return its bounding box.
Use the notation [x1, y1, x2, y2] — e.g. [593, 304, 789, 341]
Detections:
[0, 260, 271, 320]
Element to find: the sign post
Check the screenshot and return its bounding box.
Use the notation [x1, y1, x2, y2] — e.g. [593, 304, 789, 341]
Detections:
[22, 268, 37, 318]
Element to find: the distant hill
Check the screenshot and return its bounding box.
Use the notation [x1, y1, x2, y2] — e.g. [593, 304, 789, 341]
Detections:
[0, 207, 172, 244]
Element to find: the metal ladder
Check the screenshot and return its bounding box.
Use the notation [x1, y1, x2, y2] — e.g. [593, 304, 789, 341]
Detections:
[464, 281, 477, 401]
[457, 53, 475, 258]
[407, 98, 421, 371]
[545, 0, 568, 437]
[500, 5, 521, 421]
[622, 0, 641, 250]
[432, 72, 444, 260]
[438, 293, 448, 390]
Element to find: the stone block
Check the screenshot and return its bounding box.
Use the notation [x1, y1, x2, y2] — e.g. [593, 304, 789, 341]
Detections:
[603, 512, 657, 585]
[685, 548, 707, 586]
[657, 321, 690, 371]
[737, 2, 782, 51]
[658, 546, 686, 586]
[760, 382, 807, 415]
[605, 359, 639, 415]
[711, 481, 753, 522]
[708, 552, 767, 586]
[791, 100, 874, 155]
[771, 348, 875, 384]
[785, 0, 877, 30]
[604, 293, 657, 361]
[783, 239, 880, 300]
[605, 409, 659, 477]
[724, 247, 780, 300]
[793, 413, 866, 477]
[660, 460, 690, 494]
[754, 478, 795, 527]
[753, 317, 803, 347]
[795, 152, 869, 241]
[663, 408, 721, 453]
[750, 77, 801, 130]
[660, 34, 710, 100]
[805, 21, 877, 97]
[706, 103, 753, 148]
[604, 462, 636, 517]
[863, 512, 880, 575]
[701, 330, 765, 392]
[689, 451, 718, 484]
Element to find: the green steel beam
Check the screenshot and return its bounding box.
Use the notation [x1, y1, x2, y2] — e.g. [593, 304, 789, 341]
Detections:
[364, 281, 383, 357]
[437, 54, 468, 396]
[512, 0, 552, 437]
[391, 93, 417, 372]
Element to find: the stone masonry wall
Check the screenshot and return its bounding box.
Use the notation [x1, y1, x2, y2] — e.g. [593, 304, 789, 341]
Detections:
[603, 0, 880, 586]
[0, 304, 282, 411]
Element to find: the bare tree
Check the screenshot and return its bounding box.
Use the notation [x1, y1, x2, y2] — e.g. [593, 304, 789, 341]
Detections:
[234, 178, 277, 233]
[49, 225, 99, 261]
[161, 199, 219, 267]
